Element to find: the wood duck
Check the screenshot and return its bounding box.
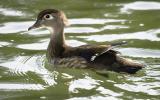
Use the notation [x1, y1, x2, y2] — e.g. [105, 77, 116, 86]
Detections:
[28, 9, 144, 74]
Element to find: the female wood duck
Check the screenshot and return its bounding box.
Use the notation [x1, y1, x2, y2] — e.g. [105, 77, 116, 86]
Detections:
[28, 9, 144, 74]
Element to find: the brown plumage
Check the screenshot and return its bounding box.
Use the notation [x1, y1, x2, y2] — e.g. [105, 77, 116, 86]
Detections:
[28, 9, 145, 74]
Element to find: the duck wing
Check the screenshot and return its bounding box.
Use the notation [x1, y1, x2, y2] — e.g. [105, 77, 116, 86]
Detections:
[63, 41, 144, 74]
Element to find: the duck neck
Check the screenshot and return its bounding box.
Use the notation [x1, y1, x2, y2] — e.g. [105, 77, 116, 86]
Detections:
[47, 25, 66, 61]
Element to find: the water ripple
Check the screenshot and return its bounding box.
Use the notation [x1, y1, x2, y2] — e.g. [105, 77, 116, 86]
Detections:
[0, 41, 11, 47]
[96, 87, 123, 96]
[121, 1, 160, 13]
[65, 27, 99, 33]
[0, 83, 44, 90]
[114, 82, 160, 95]
[0, 8, 26, 16]
[69, 18, 126, 25]
[69, 76, 100, 93]
[17, 40, 49, 50]
[65, 25, 128, 33]
[0, 18, 126, 34]
[17, 39, 86, 50]
[67, 96, 121, 100]
[78, 29, 160, 42]
[0, 21, 33, 33]
[0, 56, 57, 86]
[118, 48, 160, 58]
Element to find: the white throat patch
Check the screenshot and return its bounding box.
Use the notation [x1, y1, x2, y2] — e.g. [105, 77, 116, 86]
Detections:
[46, 27, 54, 34]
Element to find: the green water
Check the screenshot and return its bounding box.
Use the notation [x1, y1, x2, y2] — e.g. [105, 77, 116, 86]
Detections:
[0, 0, 160, 100]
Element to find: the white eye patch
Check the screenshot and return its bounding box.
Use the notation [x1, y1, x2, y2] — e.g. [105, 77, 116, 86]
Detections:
[44, 14, 54, 20]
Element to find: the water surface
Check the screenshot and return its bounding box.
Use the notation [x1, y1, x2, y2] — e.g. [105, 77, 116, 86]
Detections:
[0, 0, 160, 100]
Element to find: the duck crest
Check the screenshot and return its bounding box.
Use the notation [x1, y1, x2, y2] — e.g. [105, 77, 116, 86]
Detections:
[37, 9, 59, 19]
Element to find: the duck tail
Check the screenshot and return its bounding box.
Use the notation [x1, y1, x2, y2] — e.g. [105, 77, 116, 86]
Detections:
[115, 56, 145, 74]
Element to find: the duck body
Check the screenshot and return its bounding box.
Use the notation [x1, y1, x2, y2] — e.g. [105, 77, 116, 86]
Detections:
[47, 39, 143, 74]
[28, 9, 144, 74]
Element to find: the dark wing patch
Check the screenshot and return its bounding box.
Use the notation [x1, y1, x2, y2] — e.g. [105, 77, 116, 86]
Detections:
[91, 41, 127, 61]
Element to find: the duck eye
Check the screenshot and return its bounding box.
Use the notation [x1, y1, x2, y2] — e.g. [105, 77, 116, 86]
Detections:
[46, 15, 50, 18]
[44, 14, 54, 20]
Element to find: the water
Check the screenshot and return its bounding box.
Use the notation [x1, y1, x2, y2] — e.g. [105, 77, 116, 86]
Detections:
[0, 0, 160, 100]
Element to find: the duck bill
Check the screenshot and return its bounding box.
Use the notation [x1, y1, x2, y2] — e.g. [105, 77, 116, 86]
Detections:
[28, 20, 42, 31]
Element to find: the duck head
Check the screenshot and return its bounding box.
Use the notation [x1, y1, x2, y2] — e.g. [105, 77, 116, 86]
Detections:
[28, 9, 69, 33]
